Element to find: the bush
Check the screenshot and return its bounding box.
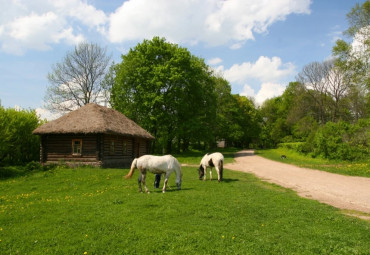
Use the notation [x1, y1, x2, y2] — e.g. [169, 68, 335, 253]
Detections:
[0, 106, 43, 165]
[313, 120, 369, 161]
[25, 161, 43, 171]
[278, 119, 369, 161]
[278, 142, 304, 151]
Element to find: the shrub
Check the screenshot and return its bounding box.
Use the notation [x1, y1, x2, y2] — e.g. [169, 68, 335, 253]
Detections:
[25, 161, 43, 171]
[0, 106, 43, 165]
[313, 120, 369, 161]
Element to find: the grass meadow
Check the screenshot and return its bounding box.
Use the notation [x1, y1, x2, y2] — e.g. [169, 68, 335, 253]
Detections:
[1, 150, 370, 254]
[256, 148, 370, 178]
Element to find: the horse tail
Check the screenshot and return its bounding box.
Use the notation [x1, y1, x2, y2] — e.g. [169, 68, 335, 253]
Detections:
[125, 158, 137, 179]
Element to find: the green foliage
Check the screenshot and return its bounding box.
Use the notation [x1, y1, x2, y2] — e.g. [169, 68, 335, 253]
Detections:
[112, 37, 259, 152]
[1, 166, 370, 254]
[0, 162, 52, 179]
[278, 142, 306, 153]
[112, 37, 217, 153]
[0, 105, 42, 165]
[292, 116, 318, 141]
[312, 120, 369, 161]
[277, 119, 369, 161]
[259, 82, 304, 147]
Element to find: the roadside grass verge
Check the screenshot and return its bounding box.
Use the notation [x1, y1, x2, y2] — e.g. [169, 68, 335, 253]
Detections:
[256, 148, 370, 178]
[1, 165, 370, 254]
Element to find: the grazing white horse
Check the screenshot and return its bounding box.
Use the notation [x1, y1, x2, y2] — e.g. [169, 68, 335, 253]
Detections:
[198, 152, 224, 182]
[125, 155, 182, 193]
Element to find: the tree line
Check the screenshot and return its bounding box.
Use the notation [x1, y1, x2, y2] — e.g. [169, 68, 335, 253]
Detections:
[259, 1, 369, 160]
[1, 1, 368, 165]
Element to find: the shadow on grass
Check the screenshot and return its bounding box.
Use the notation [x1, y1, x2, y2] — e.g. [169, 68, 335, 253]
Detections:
[195, 178, 239, 183]
[222, 178, 239, 183]
[145, 187, 193, 193]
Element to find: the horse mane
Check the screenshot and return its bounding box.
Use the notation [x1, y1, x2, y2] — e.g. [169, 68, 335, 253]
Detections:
[124, 158, 137, 179]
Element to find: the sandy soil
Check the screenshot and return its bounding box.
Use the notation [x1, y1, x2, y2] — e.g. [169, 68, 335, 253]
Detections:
[224, 150, 370, 219]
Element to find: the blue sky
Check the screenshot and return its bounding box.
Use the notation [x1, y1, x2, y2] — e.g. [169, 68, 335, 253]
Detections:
[0, 0, 359, 119]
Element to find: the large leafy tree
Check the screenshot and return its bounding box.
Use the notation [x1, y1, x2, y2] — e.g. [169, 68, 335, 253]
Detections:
[45, 42, 111, 113]
[111, 37, 216, 153]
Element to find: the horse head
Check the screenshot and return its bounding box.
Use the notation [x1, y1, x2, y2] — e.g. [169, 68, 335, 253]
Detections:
[198, 164, 205, 180]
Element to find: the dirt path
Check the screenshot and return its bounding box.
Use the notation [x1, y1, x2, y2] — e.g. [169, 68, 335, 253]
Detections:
[224, 150, 370, 218]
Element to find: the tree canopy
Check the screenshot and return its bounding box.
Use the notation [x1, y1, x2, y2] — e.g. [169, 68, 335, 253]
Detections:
[111, 37, 259, 153]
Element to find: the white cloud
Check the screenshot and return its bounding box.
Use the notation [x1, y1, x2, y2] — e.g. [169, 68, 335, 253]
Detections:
[36, 108, 61, 121]
[1, 0, 311, 54]
[240, 84, 255, 98]
[230, 42, 244, 50]
[240, 82, 286, 105]
[223, 56, 295, 84]
[208, 57, 223, 65]
[108, 0, 311, 46]
[216, 56, 294, 104]
[0, 0, 106, 55]
[255, 82, 286, 105]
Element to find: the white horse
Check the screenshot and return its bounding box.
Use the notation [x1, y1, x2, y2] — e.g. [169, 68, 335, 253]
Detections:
[125, 155, 182, 193]
[198, 152, 224, 182]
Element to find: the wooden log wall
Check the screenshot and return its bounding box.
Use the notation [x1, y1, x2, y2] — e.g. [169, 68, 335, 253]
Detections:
[41, 133, 151, 167]
[44, 134, 98, 163]
[101, 134, 135, 167]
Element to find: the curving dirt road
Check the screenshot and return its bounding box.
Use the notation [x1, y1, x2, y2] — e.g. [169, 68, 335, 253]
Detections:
[224, 150, 370, 218]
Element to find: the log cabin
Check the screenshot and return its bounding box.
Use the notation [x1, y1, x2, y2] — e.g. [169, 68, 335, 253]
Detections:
[32, 103, 154, 167]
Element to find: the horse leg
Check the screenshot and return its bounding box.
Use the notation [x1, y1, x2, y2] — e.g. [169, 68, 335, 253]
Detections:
[203, 166, 207, 181]
[162, 172, 172, 193]
[209, 167, 213, 181]
[141, 172, 150, 193]
[215, 165, 220, 182]
[162, 178, 169, 193]
[138, 173, 143, 193]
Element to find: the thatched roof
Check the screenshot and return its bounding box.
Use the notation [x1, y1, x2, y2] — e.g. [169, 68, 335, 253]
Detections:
[33, 104, 154, 140]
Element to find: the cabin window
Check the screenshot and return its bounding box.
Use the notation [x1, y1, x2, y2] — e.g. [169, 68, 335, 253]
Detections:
[72, 139, 82, 155]
[110, 140, 115, 154]
[122, 141, 127, 155]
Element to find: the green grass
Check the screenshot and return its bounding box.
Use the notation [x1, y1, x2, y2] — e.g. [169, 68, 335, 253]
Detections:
[1, 163, 370, 254]
[257, 148, 370, 178]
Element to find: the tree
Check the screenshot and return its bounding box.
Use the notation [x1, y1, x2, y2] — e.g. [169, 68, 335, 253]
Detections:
[112, 37, 216, 153]
[332, 1, 369, 119]
[296, 60, 349, 123]
[45, 42, 111, 113]
[297, 61, 331, 124]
